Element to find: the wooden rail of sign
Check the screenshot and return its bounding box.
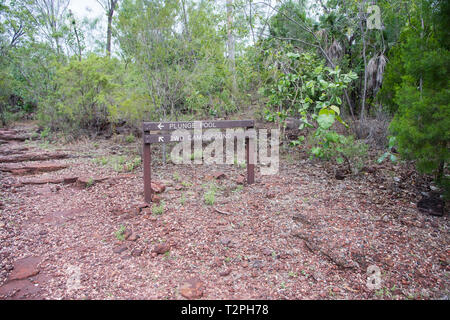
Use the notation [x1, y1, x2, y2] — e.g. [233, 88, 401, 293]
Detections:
[142, 120, 255, 203]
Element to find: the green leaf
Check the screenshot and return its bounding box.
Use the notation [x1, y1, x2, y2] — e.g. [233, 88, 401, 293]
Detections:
[317, 113, 335, 130]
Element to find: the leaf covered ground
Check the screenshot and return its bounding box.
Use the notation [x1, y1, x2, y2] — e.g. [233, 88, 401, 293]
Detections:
[0, 123, 448, 300]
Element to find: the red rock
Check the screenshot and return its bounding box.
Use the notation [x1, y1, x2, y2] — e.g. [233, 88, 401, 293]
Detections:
[20, 175, 78, 185]
[212, 171, 226, 180]
[236, 175, 245, 185]
[75, 176, 107, 188]
[151, 182, 166, 193]
[123, 229, 132, 240]
[266, 191, 276, 199]
[131, 249, 142, 257]
[219, 269, 231, 277]
[113, 245, 128, 254]
[0, 152, 68, 163]
[8, 256, 41, 281]
[127, 233, 140, 242]
[153, 243, 170, 255]
[179, 278, 204, 299]
[0, 163, 68, 175]
[0, 279, 40, 299]
[151, 194, 161, 204]
[111, 206, 125, 216]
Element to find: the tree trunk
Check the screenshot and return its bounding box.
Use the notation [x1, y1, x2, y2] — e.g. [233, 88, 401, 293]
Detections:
[226, 0, 237, 96]
[359, 1, 368, 121]
[106, 0, 118, 57]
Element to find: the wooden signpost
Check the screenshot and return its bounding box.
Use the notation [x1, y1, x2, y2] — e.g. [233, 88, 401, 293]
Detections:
[142, 120, 255, 203]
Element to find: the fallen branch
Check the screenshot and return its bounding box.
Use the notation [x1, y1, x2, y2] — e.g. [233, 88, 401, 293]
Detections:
[214, 207, 233, 215]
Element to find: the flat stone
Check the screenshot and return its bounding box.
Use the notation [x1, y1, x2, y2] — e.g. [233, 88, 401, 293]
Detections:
[131, 249, 142, 257]
[151, 182, 166, 193]
[212, 171, 226, 180]
[40, 208, 84, 225]
[236, 175, 245, 185]
[8, 256, 41, 281]
[0, 279, 41, 299]
[220, 237, 231, 246]
[179, 278, 204, 299]
[219, 269, 231, 277]
[75, 176, 108, 188]
[0, 163, 68, 175]
[152, 243, 170, 255]
[127, 233, 140, 242]
[113, 245, 128, 254]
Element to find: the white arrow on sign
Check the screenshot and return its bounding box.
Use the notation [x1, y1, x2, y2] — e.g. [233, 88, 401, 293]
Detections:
[158, 136, 164, 142]
[157, 123, 164, 130]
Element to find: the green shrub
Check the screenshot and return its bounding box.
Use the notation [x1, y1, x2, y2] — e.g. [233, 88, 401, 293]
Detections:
[38, 54, 121, 135]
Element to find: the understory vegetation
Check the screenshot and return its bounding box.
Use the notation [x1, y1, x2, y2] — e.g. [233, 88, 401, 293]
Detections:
[0, 0, 448, 197]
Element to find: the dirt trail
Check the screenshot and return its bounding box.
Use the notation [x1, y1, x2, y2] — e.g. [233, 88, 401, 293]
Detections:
[0, 123, 448, 300]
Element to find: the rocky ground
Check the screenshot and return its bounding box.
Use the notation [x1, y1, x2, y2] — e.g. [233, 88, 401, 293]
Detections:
[0, 122, 448, 300]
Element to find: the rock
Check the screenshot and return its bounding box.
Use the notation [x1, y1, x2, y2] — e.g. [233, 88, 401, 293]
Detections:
[40, 208, 84, 225]
[8, 256, 41, 281]
[127, 233, 140, 242]
[251, 260, 264, 269]
[151, 194, 161, 204]
[362, 166, 376, 174]
[136, 202, 149, 211]
[236, 175, 245, 185]
[152, 243, 170, 255]
[266, 191, 276, 199]
[0, 152, 68, 163]
[75, 176, 107, 188]
[335, 170, 346, 180]
[417, 193, 445, 217]
[220, 237, 231, 246]
[113, 245, 128, 254]
[0, 279, 40, 299]
[131, 249, 142, 257]
[0, 133, 29, 141]
[219, 269, 231, 277]
[212, 172, 226, 180]
[0, 163, 68, 175]
[111, 206, 126, 216]
[123, 229, 132, 240]
[151, 182, 166, 193]
[20, 175, 78, 185]
[179, 278, 204, 299]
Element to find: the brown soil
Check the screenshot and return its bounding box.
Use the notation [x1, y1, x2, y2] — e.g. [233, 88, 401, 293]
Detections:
[0, 122, 448, 300]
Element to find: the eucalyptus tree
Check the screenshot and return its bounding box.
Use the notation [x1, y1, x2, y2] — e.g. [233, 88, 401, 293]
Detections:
[96, 0, 119, 57]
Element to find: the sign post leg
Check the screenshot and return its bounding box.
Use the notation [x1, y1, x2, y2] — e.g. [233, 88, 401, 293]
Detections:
[143, 142, 152, 203]
[246, 136, 255, 184]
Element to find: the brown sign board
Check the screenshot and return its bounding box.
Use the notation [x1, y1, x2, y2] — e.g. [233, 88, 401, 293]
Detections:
[144, 130, 255, 144]
[143, 120, 254, 132]
[142, 119, 255, 203]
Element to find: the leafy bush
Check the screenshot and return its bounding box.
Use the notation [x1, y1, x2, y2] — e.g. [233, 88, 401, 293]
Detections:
[38, 54, 121, 135]
[262, 51, 357, 128]
[307, 131, 368, 174]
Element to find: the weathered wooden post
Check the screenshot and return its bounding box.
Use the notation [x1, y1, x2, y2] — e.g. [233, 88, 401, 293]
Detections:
[143, 129, 152, 203]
